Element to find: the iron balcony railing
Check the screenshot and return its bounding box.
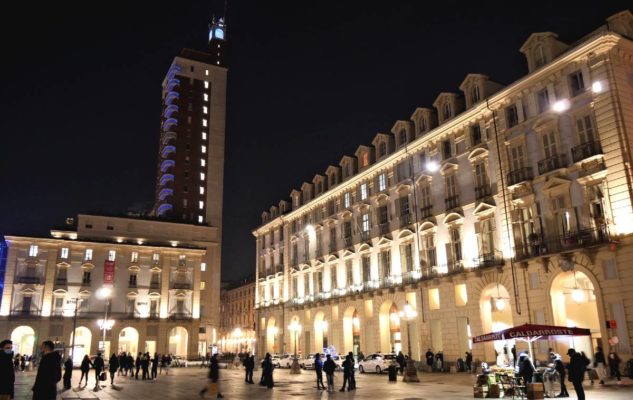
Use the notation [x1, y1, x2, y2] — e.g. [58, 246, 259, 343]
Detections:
[16, 276, 42, 284]
[474, 251, 505, 268]
[474, 185, 492, 201]
[10, 310, 41, 317]
[360, 231, 370, 241]
[514, 225, 609, 261]
[378, 222, 390, 235]
[168, 312, 193, 320]
[445, 195, 460, 211]
[507, 167, 533, 186]
[150, 282, 161, 289]
[538, 153, 568, 174]
[171, 282, 192, 290]
[572, 140, 603, 163]
[54, 278, 67, 286]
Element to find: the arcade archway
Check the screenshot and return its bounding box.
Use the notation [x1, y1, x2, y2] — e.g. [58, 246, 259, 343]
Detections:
[168, 326, 188, 357]
[11, 326, 35, 356]
[118, 327, 139, 355]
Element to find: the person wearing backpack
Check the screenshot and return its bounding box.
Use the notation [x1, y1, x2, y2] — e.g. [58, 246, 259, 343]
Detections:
[567, 348, 589, 400]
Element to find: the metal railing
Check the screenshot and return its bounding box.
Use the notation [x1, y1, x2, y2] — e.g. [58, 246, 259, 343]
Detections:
[514, 225, 609, 261]
[378, 222, 390, 235]
[445, 195, 460, 210]
[507, 167, 533, 186]
[150, 282, 161, 289]
[474, 185, 492, 201]
[168, 312, 193, 320]
[538, 154, 568, 174]
[572, 140, 602, 163]
[420, 205, 433, 219]
[10, 310, 41, 317]
[171, 282, 192, 290]
[54, 278, 67, 286]
[16, 276, 42, 284]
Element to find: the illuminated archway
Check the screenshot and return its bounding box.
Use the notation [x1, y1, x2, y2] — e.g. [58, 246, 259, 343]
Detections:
[379, 301, 401, 354]
[168, 326, 188, 357]
[550, 270, 600, 357]
[118, 327, 139, 355]
[343, 307, 361, 355]
[11, 326, 35, 356]
[70, 326, 92, 364]
[314, 311, 329, 352]
[266, 317, 278, 354]
[479, 283, 513, 362]
[288, 316, 301, 357]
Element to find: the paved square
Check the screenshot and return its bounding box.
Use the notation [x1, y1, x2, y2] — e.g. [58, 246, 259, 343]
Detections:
[11, 366, 633, 399]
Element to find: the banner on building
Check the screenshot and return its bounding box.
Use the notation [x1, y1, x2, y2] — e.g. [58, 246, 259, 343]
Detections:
[103, 260, 115, 284]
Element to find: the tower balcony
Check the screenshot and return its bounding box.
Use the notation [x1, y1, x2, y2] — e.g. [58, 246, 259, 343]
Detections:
[160, 159, 175, 173]
[507, 167, 533, 186]
[166, 78, 180, 92]
[158, 188, 174, 201]
[538, 153, 568, 175]
[164, 104, 179, 119]
[156, 203, 173, 216]
[165, 91, 179, 105]
[163, 118, 178, 131]
[161, 145, 176, 159]
[572, 140, 603, 163]
[159, 173, 175, 187]
[166, 64, 182, 81]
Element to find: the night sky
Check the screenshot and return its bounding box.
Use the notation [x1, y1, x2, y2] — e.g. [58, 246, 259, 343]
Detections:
[1, 1, 631, 281]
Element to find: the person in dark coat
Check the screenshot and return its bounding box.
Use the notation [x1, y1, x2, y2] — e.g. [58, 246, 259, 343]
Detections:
[608, 350, 621, 381]
[244, 355, 254, 384]
[425, 349, 434, 370]
[323, 354, 336, 393]
[314, 354, 325, 390]
[151, 353, 159, 380]
[396, 351, 406, 375]
[32, 340, 61, 400]
[347, 352, 356, 390]
[199, 353, 224, 398]
[594, 346, 606, 384]
[63, 357, 73, 390]
[79, 355, 92, 387]
[553, 354, 569, 397]
[135, 352, 142, 379]
[118, 353, 125, 376]
[0, 339, 15, 400]
[567, 349, 589, 400]
[108, 353, 119, 385]
[141, 353, 150, 380]
[127, 353, 134, 376]
[339, 354, 352, 392]
[92, 353, 104, 391]
[517, 352, 535, 384]
[262, 353, 274, 389]
[465, 351, 473, 372]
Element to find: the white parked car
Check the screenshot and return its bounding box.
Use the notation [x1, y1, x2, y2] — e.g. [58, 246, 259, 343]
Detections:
[271, 355, 282, 368]
[278, 354, 293, 368]
[300, 353, 319, 369]
[357, 353, 396, 374]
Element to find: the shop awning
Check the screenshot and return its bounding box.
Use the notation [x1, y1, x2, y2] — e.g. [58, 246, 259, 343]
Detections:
[473, 323, 591, 344]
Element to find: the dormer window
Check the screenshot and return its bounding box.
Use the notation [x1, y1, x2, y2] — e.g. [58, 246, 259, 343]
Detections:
[420, 117, 427, 133]
[398, 130, 407, 147]
[378, 142, 387, 158]
[534, 45, 546, 68]
[471, 85, 481, 104]
[360, 152, 369, 167]
[443, 103, 452, 120]
[293, 196, 300, 207]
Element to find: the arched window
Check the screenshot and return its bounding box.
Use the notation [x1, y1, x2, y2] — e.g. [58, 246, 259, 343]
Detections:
[534, 45, 546, 68]
[471, 85, 481, 104]
[399, 130, 407, 146]
[443, 103, 451, 120]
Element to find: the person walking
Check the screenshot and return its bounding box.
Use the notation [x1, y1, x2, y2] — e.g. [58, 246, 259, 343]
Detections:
[32, 340, 61, 400]
[425, 349, 434, 371]
[92, 353, 104, 391]
[199, 353, 224, 398]
[108, 353, 119, 385]
[347, 352, 356, 390]
[608, 351, 621, 382]
[135, 352, 142, 379]
[553, 354, 569, 397]
[262, 353, 274, 389]
[13, 354, 20, 372]
[244, 355, 254, 384]
[141, 352, 150, 380]
[151, 353, 159, 380]
[79, 355, 92, 387]
[339, 353, 352, 392]
[567, 348, 589, 400]
[164, 354, 172, 375]
[118, 352, 126, 376]
[594, 347, 606, 385]
[62, 356, 73, 390]
[323, 354, 336, 393]
[314, 354, 325, 390]
[396, 351, 406, 375]
[19, 355, 26, 372]
[517, 352, 535, 385]
[159, 354, 166, 375]
[0, 339, 15, 400]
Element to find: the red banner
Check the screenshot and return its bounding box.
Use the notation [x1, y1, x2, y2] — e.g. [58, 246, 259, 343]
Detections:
[103, 260, 115, 284]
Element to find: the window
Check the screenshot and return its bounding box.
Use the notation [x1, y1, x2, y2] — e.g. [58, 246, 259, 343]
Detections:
[534, 45, 546, 68]
[201, 262, 206, 272]
[201, 145, 207, 153]
[378, 205, 389, 225]
[204, 93, 209, 101]
[379, 250, 391, 278]
[420, 183, 432, 211]
[204, 81, 209, 89]
[576, 114, 596, 143]
[552, 196, 571, 236]
[85, 223, 93, 229]
[129, 273, 137, 286]
[441, 139, 452, 160]
[509, 142, 526, 171]
[346, 260, 353, 286]
[343, 192, 352, 208]
[198, 215, 204, 223]
[537, 89, 550, 114]
[399, 130, 407, 146]
[107, 250, 116, 261]
[474, 163, 489, 188]
[400, 242, 413, 272]
[423, 234, 437, 268]
[60, 247, 69, 259]
[471, 85, 481, 104]
[448, 227, 463, 265]
[541, 131, 558, 159]
[362, 255, 371, 282]
[199, 201, 204, 210]
[429, 288, 440, 310]
[200, 172, 205, 180]
[361, 213, 370, 233]
[360, 152, 369, 167]
[443, 103, 451, 120]
[201, 158, 206, 167]
[476, 218, 496, 258]
[106, 224, 114, 230]
[82, 270, 91, 284]
[28, 245, 38, 257]
[131, 251, 139, 263]
[445, 174, 458, 199]
[203, 106, 208, 114]
[399, 196, 410, 216]
[343, 221, 352, 240]
[183, 199, 188, 208]
[314, 270, 322, 293]
[378, 142, 387, 158]
[85, 248, 93, 261]
[419, 117, 427, 133]
[360, 183, 368, 200]
[202, 131, 207, 140]
[471, 125, 482, 146]
[506, 104, 519, 128]
[378, 173, 387, 191]
[568, 71, 585, 96]
[202, 119, 208, 127]
[200, 281, 206, 290]
[199, 186, 205, 195]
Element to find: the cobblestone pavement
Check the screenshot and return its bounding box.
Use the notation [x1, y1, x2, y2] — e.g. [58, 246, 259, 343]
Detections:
[11, 366, 633, 399]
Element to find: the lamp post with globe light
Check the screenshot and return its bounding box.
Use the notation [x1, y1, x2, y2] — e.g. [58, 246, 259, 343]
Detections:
[288, 320, 302, 374]
[96, 287, 114, 354]
[398, 301, 420, 382]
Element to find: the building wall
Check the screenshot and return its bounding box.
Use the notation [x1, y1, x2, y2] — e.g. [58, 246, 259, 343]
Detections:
[219, 281, 256, 353]
[254, 13, 633, 364]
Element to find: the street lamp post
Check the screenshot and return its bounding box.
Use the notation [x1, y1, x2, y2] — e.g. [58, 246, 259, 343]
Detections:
[288, 321, 302, 374]
[399, 302, 420, 382]
[68, 298, 82, 362]
[96, 287, 113, 354]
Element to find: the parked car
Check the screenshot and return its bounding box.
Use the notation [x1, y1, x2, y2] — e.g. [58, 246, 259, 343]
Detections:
[172, 355, 188, 367]
[271, 355, 282, 368]
[358, 353, 396, 374]
[300, 353, 317, 369]
[278, 354, 293, 368]
[331, 354, 358, 371]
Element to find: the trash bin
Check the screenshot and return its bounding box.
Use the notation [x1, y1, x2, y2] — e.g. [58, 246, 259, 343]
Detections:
[388, 364, 398, 381]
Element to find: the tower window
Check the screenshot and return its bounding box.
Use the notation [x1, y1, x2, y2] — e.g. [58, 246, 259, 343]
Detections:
[198, 215, 204, 223]
[60, 247, 69, 259]
[201, 262, 207, 272]
[85, 249, 93, 261]
[203, 106, 208, 114]
[205, 69, 209, 76]
[199, 186, 205, 195]
[201, 159, 206, 167]
[202, 132, 207, 140]
[204, 81, 209, 89]
[201, 145, 207, 153]
[200, 172, 205, 181]
[190, 66, 194, 72]
[204, 93, 209, 102]
[199, 201, 204, 210]
[28, 245, 39, 257]
[107, 250, 116, 261]
[202, 119, 207, 127]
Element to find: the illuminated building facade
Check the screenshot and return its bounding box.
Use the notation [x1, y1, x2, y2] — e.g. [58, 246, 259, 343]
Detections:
[218, 278, 256, 353]
[254, 11, 633, 365]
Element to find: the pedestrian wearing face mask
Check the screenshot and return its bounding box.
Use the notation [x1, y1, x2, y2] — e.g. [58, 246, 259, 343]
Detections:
[0, 339, 15, 400]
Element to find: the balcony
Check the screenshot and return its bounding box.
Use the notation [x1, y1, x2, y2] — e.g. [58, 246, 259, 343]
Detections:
[514, 225, 609, 261]
[150, 282, 161, 290]
[572, 140, 603, 163]
[10, 310, 41, 317]
[445, 195, 460, 211]
[360, 231, 370, 241]
[148, 312, 160, 319]
[378, 222, 390, 235]
[420, 205, 433, 219]
[342, 236, 353, 249]
[448, 260, 464, 274]
[128, 282, 137, 289]
[274, 264, 284, 274]
[507, 167, 533, 186]
[171, 282, 192, 290]
[16, 276, 41, 284]
[169, 312, 193, 320]
[54, 277, 67, 286]
[473, 251, 505, 268]
[538, 154, 568, 175]
[474, 185, 492, 201]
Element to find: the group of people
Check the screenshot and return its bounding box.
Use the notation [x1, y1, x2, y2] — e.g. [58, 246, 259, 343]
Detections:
[312, 352, 357, 392]
[12, 353, 35, 372]
[425, 349, 445, 372]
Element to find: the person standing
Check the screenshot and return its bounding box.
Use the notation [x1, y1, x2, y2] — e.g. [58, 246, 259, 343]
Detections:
[594, 347, 606, 385]
[142, 353, 150, 380]
[13, 354, 20, 372]
[608, 351, 622, 382]
[517, 352, 535, 384]
[62, 357, 73, 390]
[323, 354, 336, 393]
[425, 349, 434, 371]
[347, 352, 356, 390]
[92, 353, 104, 391]
[151, 353, 159, 380]
[159, 354, 166, 375]
[0, 339, 15, 400]
[32, 340, 61, 400]
[108, 353, 119, 385]
[396, 351, 405, 375]
[262, 353, 274, 389]
[244, 355, 254, 384]
[553, 354, 569, 397]
[199, 353, 224, 398]
[135, 352, 142, 379]
[314, 354, 325, 390]
[465, 351, 473, 372]
[79, 355, 92, 387]
[567, 348, 589, 400]
[339, 354, 352, 392]
[118, 352, 125, 376]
